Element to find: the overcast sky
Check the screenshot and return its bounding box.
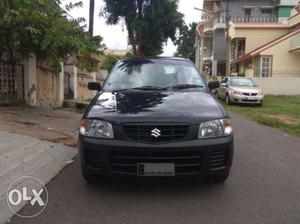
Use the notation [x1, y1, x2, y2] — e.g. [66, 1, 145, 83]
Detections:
[64, 0, 203, 56]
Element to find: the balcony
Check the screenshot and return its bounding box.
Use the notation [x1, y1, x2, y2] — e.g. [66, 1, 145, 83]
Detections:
[201, 49, 212, 61]
[231, 16, 278, 23]
[203, 21, 214, 34]
[290, 32, 300, 53]
[278, 0, 298, 6]
[213, 16, 226, 30]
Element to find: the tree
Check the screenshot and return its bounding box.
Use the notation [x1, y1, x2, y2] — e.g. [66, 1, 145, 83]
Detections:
[0, 0, 105, 72]
[175, 22, 197, 62]
[102, 51, 133, 72]
[102, 0, 184, 56]
[102, 54, 119, 72]
[89, 0, 95, 35]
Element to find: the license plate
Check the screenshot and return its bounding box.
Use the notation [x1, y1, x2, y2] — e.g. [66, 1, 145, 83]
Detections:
[137, 163, 175, 176]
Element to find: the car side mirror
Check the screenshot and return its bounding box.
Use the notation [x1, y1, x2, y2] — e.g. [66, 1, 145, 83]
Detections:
[208, 81, 220, 90]
[88, 82, 101, 91]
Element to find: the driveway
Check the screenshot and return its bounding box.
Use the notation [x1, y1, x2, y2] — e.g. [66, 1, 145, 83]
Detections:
[10, 112, 300, 224]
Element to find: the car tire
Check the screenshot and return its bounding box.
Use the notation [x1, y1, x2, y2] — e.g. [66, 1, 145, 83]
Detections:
[209, 172, 230, 183]
[81, 166, 97, 184]
[225, 94, 231, 105]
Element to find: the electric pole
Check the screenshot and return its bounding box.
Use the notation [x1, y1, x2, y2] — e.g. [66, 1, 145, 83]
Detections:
[89, 0, 95, 36]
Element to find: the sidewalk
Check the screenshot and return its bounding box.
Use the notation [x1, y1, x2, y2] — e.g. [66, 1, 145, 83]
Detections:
[0, 130, 77, 224]
[0, 106, 81, 147]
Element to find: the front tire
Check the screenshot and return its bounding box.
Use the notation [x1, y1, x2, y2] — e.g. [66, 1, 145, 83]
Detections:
[215, 90, 218, 98]
[81, 166, 97, 184]
[225, 94, 231, 105]
[209, 172, 230, 183]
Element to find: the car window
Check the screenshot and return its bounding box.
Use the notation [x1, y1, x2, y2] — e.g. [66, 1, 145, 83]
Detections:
[103, 59, 206, 91]
[230, 78, 255, 87]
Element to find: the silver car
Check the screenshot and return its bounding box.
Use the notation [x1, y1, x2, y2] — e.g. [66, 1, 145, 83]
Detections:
[216, 77, 264, 105]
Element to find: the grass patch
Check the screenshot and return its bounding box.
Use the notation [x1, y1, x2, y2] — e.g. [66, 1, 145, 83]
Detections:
[223, 95, 300, 137]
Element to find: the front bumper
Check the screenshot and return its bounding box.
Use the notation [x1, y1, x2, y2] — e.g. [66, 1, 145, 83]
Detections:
[229, 93, 264, 104]
[78, 135, 234, 178]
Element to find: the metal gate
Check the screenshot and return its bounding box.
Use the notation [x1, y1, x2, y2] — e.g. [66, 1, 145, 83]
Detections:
[0, 61, 24, 105]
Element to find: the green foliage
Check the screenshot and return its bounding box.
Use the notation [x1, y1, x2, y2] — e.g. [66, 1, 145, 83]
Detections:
[102, 54, 120, 72]
[102, 0, 184, 56]
[102, 52, 134, 72]
[175, 22, 197, 62]
[0, 0, 105, 73]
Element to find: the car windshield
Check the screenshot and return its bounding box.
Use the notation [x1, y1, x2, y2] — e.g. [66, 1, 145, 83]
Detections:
[230, 78, 255, 87]
[102, 59, 206, 91]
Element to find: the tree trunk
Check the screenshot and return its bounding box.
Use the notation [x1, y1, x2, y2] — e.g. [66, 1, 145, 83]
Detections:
[137, 0, 143, 56]
[89, 0, 95, 36]
[126, 19, 138, 56]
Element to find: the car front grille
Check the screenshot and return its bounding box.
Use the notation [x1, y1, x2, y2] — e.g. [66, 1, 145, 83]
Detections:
[123, 124, 189, 143]
[243, 92, 258, 96]
[209, 149, 228, 171]
[110, 151, 203, 176]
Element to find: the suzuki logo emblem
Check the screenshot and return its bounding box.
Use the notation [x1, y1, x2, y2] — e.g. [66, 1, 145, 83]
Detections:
[151, 128, 161, 138]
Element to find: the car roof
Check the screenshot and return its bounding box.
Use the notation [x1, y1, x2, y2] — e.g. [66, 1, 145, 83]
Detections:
[119, 57, 191, 63]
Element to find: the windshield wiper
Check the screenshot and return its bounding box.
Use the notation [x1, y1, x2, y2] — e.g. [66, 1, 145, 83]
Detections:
[162, 84, 204, 90]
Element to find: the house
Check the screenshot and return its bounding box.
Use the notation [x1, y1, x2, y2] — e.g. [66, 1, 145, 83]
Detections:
[195, 0, 298, 76]
[230, 6, 300, 78]
[229, 4, 300, 95]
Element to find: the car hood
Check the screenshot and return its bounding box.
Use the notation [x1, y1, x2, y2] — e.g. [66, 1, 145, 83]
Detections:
[86, 91, 226, 124]
[230, 86, 261, 93]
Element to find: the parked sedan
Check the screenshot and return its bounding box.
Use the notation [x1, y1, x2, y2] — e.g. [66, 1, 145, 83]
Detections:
[216, 77, 264, 105]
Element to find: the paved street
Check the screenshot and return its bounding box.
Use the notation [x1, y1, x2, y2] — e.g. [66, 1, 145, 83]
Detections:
[10, 113, 300, 224]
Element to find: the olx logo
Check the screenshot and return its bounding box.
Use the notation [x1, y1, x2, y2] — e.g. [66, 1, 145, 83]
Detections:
[8, 187, 45, 206]
[7, 176, 48, 218]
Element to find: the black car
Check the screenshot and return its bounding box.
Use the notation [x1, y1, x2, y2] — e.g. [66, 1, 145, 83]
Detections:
[79, 57, 233, 183]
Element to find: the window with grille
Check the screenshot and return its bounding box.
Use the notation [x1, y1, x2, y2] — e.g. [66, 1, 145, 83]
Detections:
[255, 56, 272, 77]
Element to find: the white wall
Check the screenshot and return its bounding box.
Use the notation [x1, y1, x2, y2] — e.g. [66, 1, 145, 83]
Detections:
[22, 53, 37, 105]
[253, 77, 300, 95]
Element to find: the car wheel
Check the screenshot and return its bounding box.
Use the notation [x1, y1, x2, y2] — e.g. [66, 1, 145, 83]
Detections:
[215, 90, 218, 98]
[81, 166, 97, 184]
[225, 94, 231, 105]
[208, 172, 230, 183]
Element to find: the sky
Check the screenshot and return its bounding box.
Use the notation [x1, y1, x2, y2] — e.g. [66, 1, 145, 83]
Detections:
[63, 0, 203, 56]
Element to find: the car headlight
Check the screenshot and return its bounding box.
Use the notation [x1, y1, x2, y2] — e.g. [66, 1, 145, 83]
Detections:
[232, 90, 242, 95]
[258, 90, 263, 96]
[80, 119, 114, 139]
[198, 119, 232, 139]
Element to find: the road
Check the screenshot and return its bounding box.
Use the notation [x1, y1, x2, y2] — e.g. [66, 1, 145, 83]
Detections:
[10, 113, 300, 224]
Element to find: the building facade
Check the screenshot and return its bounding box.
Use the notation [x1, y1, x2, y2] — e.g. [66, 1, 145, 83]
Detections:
[230, 6, 300, 78]
[195, 0, 298, 77]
